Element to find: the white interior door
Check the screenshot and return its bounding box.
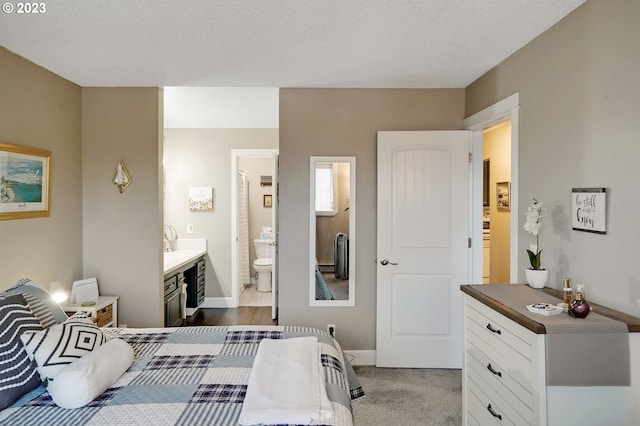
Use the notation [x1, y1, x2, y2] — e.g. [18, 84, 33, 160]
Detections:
[376, 131, 470, 368]
[271, 153, 279, 319]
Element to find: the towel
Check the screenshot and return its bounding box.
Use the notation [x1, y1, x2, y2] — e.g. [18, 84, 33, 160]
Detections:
[239, 337, 333, 425]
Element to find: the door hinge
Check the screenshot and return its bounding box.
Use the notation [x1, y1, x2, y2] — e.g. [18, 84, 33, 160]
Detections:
[468, 237, 472, 248]
[468, 152, 472, 163]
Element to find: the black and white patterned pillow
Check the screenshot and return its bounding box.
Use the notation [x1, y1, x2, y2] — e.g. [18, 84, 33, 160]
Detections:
[0, 294, 43, 410]
[3, 278, 69, 328]
[20, 316, 107, 382]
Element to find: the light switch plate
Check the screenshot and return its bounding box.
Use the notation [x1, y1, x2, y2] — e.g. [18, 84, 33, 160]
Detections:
[187, 224, 194, 234]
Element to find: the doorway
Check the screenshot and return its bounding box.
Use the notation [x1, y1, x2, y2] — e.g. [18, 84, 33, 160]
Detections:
[463, 93, 520, 284]
[231, 149, 279, 313]
[483, 120, 512, 284]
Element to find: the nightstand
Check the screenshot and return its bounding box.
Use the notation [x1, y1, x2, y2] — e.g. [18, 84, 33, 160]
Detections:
[62, 296, 119, 327]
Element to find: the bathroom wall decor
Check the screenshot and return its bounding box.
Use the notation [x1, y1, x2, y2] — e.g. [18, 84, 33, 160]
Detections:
[0, 142, 50, 220]
[189, 186, 213, 211]
[496, 181, 510, 211]
[263, 194, 272, 208]
[572, 187, 607, 234]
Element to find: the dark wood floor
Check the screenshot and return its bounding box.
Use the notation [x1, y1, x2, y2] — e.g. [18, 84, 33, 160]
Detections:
[184, 307, 277, 326]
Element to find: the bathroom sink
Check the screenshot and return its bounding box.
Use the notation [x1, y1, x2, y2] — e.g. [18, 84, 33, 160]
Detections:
[163, 239, 207, 275]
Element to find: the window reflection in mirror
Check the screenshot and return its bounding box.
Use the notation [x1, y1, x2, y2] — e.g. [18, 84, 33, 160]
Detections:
[309, 157, 356, 307]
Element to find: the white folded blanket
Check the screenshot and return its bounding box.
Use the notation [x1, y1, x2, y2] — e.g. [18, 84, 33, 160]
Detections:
[239, 336, 333, 425]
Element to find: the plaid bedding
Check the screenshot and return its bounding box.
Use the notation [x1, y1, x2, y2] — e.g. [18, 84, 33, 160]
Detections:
[1, 325, 362, 426]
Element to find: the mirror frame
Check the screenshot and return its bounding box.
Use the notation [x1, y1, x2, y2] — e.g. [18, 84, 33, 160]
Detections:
[309, 156, 356, 307]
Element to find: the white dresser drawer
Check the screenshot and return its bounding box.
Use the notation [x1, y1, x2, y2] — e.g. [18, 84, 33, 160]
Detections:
[466, 316, 535, 392]
[467, 342, 534, 417]
[467, 296, 535, 358]
[467, 370, 531, 426]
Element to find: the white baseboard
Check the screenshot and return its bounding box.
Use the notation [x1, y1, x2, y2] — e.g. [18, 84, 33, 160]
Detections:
[343, 350, 376, 366]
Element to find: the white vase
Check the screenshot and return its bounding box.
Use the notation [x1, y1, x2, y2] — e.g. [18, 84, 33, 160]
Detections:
[525, 269, 549, 289]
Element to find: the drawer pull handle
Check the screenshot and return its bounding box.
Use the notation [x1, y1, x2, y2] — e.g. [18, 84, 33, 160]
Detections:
[486, 323, 502, 334]
[487, 404, 502, 420]
[486, 363, 502, 377]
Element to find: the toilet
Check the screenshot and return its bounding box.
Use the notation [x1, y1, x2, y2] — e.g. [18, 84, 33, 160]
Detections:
[253, 239, 273, 292]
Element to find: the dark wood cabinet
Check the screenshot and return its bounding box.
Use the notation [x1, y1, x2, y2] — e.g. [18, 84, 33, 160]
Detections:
[185, 258, 205, 309]
[164, 273, 184, 327]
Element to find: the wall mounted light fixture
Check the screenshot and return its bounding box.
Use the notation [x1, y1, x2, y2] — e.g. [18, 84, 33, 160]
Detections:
[113, 161, 133, 193]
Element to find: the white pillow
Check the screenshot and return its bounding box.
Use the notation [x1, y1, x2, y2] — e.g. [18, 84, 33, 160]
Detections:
[47, 338, 134, 409]
[20, 316, 106, 382]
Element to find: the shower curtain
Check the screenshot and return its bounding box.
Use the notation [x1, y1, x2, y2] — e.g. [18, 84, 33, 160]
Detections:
[237, 170, 251, 292]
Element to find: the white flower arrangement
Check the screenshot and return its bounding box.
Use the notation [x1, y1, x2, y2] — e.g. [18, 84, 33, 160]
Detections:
[524, 198, 545, 270]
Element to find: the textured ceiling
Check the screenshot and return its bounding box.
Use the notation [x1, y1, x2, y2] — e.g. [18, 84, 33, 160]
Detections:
[0, 0, 586, 88]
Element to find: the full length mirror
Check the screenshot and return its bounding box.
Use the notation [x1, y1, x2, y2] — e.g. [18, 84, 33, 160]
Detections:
[309, 156, 356, 306]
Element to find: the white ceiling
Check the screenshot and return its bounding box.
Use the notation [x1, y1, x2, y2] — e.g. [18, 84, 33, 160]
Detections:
[0, 0, 586, 88]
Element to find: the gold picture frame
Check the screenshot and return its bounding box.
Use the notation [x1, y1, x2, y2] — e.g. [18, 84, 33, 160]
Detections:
[0, 142, 51, 220]
[263, 194, 272, 208]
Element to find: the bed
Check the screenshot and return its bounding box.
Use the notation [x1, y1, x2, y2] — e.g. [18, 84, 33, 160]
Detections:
[0, 279, 363, 426]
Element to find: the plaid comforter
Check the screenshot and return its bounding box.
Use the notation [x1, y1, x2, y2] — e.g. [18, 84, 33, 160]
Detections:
[1, 325, 362, 426]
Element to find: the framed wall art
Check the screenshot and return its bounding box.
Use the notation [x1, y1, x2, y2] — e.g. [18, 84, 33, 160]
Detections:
[0, 142, 50, 220]
[263, 194, 272, 208]
[496, 181, 510, 211]
[189, 186, 213, 211]
[572, 187, 607, 234]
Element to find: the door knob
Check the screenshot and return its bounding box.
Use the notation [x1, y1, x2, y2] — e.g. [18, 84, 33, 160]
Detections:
[380, 258, 398, 266]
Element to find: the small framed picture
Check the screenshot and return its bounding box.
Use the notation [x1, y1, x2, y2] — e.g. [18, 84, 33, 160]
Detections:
[189, 187, 213, 211]
[496, 181, 510, 211]
[263, 194, 272, 208]
[0, 142, 51, 220]
[572, 188, 607, 234]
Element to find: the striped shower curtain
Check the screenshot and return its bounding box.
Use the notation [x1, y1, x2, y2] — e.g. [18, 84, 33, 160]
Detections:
[237, 170, 251, 291]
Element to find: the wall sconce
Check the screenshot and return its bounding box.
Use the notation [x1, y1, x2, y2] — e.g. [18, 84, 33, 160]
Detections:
[112, 161, 133, 193]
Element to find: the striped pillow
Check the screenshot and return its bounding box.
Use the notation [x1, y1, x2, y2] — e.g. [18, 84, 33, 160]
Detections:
[0, 294, 43, 410]
[4, 278, 69, 328]
[20, 316, 107, 382]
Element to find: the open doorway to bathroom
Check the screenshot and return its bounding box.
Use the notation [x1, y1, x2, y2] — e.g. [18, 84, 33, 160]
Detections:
[231, 149, 279, 310]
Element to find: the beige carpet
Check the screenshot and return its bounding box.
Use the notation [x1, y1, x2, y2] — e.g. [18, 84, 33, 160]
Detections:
[352, 366, 462, 425]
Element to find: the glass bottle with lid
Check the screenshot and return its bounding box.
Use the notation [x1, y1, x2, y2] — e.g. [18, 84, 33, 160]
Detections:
[569, 283, 590, 318]
[562, 278, 573, 307]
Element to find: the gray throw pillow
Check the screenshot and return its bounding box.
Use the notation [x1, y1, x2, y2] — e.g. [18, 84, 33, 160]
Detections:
[4, 278, 69, 328]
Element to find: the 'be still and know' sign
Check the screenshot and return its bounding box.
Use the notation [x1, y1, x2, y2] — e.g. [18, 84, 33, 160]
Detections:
[572, 188, 607, 234]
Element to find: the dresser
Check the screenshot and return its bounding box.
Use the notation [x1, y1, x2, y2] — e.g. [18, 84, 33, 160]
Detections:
[464, 295, 545, 424]
[461, 284, 640, 426]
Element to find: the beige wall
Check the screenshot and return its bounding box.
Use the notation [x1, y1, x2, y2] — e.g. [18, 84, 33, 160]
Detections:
[82, 88, 163, 327]
[466, 0, 640, 315]
[0, 47, 82, 290]
[163, 129, 278, 298]
[484, 121, 511, 283]
[279, 88, 465, 350]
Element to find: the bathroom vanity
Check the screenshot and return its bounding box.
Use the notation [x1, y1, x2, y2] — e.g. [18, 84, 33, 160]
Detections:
[163, 239, 207, 325]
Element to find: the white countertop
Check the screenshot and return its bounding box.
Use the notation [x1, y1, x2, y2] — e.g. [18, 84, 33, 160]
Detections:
[163, 239, 207, 275]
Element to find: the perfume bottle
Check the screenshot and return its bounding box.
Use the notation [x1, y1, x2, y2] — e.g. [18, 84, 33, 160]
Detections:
[568, 284, 590, 318]
[562, 278, 573, 307]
